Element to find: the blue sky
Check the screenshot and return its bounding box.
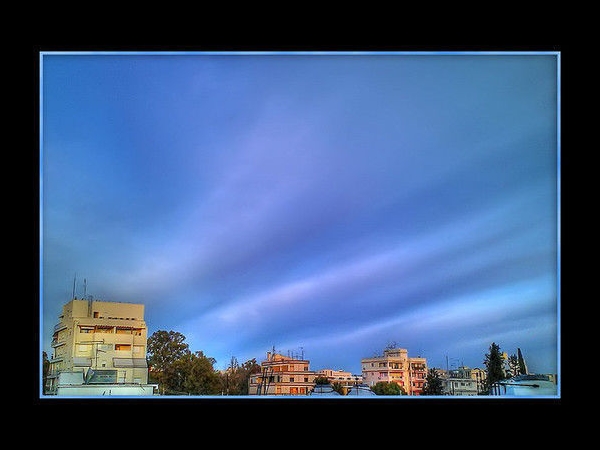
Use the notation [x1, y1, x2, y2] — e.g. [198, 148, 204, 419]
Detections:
[40, 51, 559, 376]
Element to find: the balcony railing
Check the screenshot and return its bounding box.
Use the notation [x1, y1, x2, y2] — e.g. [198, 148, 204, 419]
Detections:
[53, 322, 67, 333]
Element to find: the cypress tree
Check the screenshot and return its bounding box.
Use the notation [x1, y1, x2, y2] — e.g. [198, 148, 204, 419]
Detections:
[517, 347, 528, 375]
[482, 342, 506, 394]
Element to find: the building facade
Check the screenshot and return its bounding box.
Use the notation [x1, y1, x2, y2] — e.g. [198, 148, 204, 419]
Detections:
[316, 369, 362, 385]
[469, 367, 487, 394]
[45, 298, 150, 395]
[248, 351, 318, 396]
[443, 366, 479, 396]
[316, 369, 365, 395]
[361, 347, 427, 395]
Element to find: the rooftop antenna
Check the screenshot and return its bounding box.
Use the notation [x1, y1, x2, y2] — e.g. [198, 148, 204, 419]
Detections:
[72, 273, 77, 299]
[83, 278, 87, 298]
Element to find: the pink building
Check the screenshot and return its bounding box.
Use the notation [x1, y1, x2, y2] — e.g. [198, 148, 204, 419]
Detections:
[361, 347, 427, 395]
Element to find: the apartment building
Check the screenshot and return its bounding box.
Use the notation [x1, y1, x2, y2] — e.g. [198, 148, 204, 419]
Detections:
[248, 350, 318, 396]
[361, 347, 427, 395]
[443, 366, 479, 396]
[470, 367, 487, 394]
[316, 369, 362, 384]
[316, 369, 364, 393]
[45, 298, 150, 395]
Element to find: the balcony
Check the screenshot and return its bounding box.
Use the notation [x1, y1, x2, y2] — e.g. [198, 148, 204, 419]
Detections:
[53, 322, 67, 333]
[51, 338, 66, 348]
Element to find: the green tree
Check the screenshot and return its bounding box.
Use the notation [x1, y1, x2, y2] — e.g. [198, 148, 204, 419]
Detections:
[219, 356, 262, 395]
[507, 354, 520, 378]
[163, 356, 191, 394]
[371, 381, 406, 395]
[237, 358, 261, 395]
[42, 351, 50, 394]
[220, 356, 238, 395]
[331, 381, 345, 395]
[147, 330, 191, 394]
[482, 342, 507, 395]
[183, 351, 222, 395]
[314, 375, 330, 385]
[421, 368, 445, 395]
[517, 348, 527, 375]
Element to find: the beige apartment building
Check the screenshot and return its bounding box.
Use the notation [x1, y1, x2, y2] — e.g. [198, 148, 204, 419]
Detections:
[361, 347, 427, 395]
[45, 298, 151, 395]
[470, 367, 487, 394]
[317, 368, 363, 384]
[316, 369, 368, 395]
[248, 350, 318, 396]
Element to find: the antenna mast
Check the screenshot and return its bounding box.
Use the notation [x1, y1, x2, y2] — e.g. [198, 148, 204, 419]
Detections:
[72, 273, 77, 299]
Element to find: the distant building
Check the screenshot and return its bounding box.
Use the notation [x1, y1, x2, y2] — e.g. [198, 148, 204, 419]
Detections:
[361, 347, 427, 395]
[469, 367, 487, 394]
[316, 368, 366, 395]
[248, 350, 319, 395]
[317, 369, 362, 387]
[45, 298, 156, 396]
[443, 366, 479, 396]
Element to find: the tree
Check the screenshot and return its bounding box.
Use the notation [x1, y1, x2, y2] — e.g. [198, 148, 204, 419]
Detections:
[314, 376, 330, 385]
[371, 381, 406, 395]
[482, 342, 507, 395]
[517, 348, 528, 375]
[421, 368, 445, 395]
[220, 356, 261, 395]
[220, 356, 238, 395]
[238, 358, 261, 395]
[147, 330, 191, 394]
[42, 351, 50, 394]
[331, 381, 345, 395]
[182, 351, 222, 395]
[507, 354, 520, 378]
